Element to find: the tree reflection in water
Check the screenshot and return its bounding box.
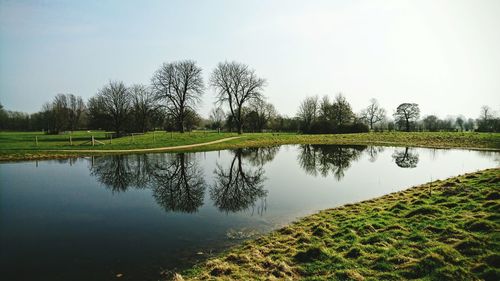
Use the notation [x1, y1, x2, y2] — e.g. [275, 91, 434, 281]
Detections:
[297, 145, 366, 180]
[90, 155, 138, 192]
[367, 146, 385, 162]
[392, 147, 419, 168]
[210, 149, 268, 213]
[90, 153, 206, 213]
[90, 148, 276, 214]
[150, 153, 206, 213]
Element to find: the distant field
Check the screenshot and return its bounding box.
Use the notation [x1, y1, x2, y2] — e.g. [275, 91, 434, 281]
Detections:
[0, 131, 499, 161]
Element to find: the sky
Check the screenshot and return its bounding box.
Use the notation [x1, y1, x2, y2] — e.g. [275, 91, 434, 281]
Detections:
[1, 0, 499, 119]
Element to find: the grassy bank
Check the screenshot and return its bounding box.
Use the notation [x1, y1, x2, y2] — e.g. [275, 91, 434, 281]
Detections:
[0, 131, 499, 161]
[181, 168, 500, 280]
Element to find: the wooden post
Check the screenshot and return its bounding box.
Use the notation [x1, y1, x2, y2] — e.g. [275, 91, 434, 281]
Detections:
[69, 135, 72, 146]
[110, 134, 112, 144]
[92, 136, 95, 146]
[35, 136, 38, 146]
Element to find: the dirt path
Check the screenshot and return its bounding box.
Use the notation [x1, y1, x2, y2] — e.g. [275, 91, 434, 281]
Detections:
[52, 136, 241, 153]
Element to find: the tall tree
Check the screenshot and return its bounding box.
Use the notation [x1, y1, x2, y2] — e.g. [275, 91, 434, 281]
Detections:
[210, 61, 267, 134]
[360, 98, 386, 130]
[96, 81, 131, 136]
[151, 60, 204, 133]
[393, 103, 420, 132]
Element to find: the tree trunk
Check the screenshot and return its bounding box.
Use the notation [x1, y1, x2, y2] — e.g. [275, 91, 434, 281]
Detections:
[237, 122, 243, 134]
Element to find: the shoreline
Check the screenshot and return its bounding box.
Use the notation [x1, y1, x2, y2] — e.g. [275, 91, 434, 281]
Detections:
[180, 168, 500, 280]
[1, 132, 499, 162]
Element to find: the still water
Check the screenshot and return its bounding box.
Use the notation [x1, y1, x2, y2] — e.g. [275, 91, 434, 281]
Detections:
[1, 145, 498, 280]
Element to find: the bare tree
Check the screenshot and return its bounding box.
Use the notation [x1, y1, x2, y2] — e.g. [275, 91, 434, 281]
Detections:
[480, 105, 493, 122]
[210, 61, 267, 134]
[97, 81, 131, 136]
[67, 94, 85, 131]
[297, 95, 318, 132]
[209, 107, 225, 130]
[360, 98, 386, 130]
[130, 84, 158, 132]
[393, 103, 420, 132]
[246, 99, 277, 132]
[151, 60, 204, 133]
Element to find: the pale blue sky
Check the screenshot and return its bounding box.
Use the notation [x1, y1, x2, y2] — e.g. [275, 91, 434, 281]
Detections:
[1, 0, 499, 118]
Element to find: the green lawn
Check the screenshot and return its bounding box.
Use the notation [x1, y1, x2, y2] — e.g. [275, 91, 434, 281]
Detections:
[181, 168, 500, 280]
[0, 131, 499, 161]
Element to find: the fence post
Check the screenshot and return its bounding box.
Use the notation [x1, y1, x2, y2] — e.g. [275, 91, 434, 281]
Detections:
[69, 135, 72, 146]
[92, 136, 95, 146]
[35, 136, 38, 146]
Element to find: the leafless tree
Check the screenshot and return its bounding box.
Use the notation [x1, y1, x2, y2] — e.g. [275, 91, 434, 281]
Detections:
[480, 105, 493, 122]
[97, 81, 131, 136]
[393, 103, 420, 132]
[297, 95, 318, 132]
[130, 84, 158, 132]
[209, 107, 225, 130]
[210, 61, 267, 134]
[247, 99, 277, 131]
[67, 94, 85, 131]
[360, 98, 386, 130]
[151, 60, 204, 133]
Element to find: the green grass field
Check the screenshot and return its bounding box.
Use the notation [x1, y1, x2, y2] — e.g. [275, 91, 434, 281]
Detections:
[0, 131, 499, 161]
[181, 168, 500, 280]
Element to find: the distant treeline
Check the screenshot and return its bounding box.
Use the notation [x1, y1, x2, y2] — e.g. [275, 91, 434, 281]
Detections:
[1, 60, 499, 134]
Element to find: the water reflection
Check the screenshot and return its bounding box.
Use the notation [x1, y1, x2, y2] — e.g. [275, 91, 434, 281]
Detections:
[297, 145, 366, 179]
[367, 146, 385, 162]
[392, 147, 419, 168]
[150, 154, 206, 213]
[210, 149, 267, 213]
[90, 148, 273, 214]
[88, 145, 426, 214]
[91, 155, 139, 192]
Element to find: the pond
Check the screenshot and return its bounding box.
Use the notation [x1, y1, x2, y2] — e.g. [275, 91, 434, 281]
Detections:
[0, 145, 498, 280]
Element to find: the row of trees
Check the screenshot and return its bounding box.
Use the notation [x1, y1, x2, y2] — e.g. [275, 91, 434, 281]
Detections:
[1, 59, 499, 133]
[296, 95, 499, 133]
